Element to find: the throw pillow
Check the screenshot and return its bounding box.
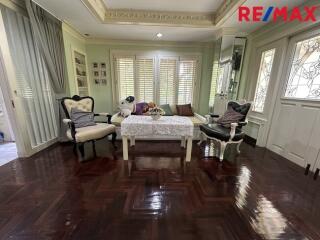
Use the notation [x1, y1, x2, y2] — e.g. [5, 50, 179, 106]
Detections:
[134, 102, 148, 115]
[176, 104, 194, 116]
[216, 106, 244, 127]
[70, 108, 96, 128]
[160, 104, 173, 116]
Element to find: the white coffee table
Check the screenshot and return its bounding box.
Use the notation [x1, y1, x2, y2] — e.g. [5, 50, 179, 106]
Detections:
[121, 115, 194, 162]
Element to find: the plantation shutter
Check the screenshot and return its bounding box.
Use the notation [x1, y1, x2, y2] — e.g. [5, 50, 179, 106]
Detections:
[115, 56, 135, 101]
[178, 58, 197, 105]
[136, 57, 155, 102]
[159, 58, 178, 105]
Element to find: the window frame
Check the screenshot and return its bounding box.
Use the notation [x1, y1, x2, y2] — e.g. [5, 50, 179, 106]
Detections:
[252, 48, 276, 113]
[110, 50, 202, 111]
[281, 28, 320, 102]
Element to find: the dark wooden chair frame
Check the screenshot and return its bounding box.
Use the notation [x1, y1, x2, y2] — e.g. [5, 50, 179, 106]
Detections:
[61, 95, 116, 160]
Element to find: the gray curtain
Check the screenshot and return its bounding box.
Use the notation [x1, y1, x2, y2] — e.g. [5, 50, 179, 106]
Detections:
[25, 0, 66, 94]
[25, 0, 68, 141]
[1, 6, 58, 147]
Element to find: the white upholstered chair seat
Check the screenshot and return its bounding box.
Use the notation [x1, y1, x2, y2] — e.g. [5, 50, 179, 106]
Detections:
[67, 123, 116, 143]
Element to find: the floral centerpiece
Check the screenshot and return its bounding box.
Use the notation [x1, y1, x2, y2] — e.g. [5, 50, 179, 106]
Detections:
[148, 107, 165, 120]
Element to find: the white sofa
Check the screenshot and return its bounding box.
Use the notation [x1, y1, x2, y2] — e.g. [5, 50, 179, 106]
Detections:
[111, 105, 207, 140]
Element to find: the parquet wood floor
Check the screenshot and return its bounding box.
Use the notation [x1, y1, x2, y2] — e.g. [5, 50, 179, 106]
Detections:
[0, 139, 319, 239]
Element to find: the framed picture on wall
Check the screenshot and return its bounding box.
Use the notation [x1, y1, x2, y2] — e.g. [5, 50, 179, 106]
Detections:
[91, 62, 107, 85]
[100, 79, 107, 85]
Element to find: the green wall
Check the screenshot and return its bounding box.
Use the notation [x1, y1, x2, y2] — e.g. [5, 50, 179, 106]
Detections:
[62, 25, 86, 96]
[63, 26, 214, 116]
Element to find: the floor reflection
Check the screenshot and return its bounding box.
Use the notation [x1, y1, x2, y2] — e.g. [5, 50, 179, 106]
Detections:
[235, 166, 251, 210]
[250, 195, 288, 239]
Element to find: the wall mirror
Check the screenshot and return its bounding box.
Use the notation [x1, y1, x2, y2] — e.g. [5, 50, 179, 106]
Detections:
[216, 36, 246, 100]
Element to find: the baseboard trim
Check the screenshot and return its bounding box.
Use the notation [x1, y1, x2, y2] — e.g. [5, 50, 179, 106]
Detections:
[244, 135, 256, 147]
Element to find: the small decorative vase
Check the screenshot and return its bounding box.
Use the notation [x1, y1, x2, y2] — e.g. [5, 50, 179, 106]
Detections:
[151, 114, 161, 121]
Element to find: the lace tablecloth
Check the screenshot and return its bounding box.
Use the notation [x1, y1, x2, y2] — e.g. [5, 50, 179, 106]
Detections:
[121, 115, 194, 137]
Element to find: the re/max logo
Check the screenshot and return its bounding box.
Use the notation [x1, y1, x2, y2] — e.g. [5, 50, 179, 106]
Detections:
[238, 6, 318, 22]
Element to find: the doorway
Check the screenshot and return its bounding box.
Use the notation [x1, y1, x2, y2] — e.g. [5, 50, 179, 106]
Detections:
[0, 86, 17, 165]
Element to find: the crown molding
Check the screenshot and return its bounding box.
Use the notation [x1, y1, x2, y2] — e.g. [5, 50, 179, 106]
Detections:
[81, 0, 219, 27]
[85, 37, 214, 48]
[215, 0, 246, 26]
[81, 0, 105, 22]
[62, 22, 86, 43]
[0, 0, 27, 16]
[104, 9, 214, 27]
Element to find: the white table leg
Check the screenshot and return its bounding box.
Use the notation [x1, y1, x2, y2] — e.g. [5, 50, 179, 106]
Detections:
[122, 136, 128, 160]
[186, 137, 193, 162]
[181, 136, 186, 148]
[130, 136, 135, 147]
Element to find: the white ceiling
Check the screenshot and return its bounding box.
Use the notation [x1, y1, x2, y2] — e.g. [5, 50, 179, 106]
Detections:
[104, 0, 223, 13]
[34, 0, 307, 42]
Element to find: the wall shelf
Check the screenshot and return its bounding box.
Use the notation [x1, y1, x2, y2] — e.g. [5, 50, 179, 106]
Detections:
[72, 49, 90, 96]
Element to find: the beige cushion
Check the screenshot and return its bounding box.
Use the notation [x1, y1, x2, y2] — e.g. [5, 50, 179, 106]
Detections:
[169, 104, 177, 115]
[64, 99, 93, 116]
[189, 116, 205, 127]
[111, 113, 125, 126]
[67, 123, 115, 142]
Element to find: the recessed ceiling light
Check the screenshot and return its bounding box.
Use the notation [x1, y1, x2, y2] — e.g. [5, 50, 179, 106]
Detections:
[156, 33, 163, 38]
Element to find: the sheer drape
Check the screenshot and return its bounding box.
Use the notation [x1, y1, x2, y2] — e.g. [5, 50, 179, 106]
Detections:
[25, 0, 66, 94]
[1, 6, 58, 148]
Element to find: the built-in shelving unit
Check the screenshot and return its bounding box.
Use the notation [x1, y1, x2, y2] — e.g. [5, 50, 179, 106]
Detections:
[73, 49, 90, 96]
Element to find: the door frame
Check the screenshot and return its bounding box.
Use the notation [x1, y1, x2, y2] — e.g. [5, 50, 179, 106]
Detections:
[266, 28, 320, 169]
[247, 38, 288, 147]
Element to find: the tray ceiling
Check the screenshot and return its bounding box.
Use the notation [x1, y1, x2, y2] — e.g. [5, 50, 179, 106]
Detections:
[33, 0, 307, 42]
[103, 0, 224, 13]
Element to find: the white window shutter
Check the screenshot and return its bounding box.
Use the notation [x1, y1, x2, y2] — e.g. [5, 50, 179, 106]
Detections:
[136, 57, 155, 102]
[178, 58, 197, 105]
[114, 56, 135, 101]
[159, 58, 178, 105]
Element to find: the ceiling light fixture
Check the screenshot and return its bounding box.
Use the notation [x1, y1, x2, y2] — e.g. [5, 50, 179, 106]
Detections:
[156, 33, 163, 38]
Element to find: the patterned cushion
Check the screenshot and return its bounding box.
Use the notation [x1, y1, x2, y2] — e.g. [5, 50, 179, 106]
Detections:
[64, 98, 93, 115]
[176, 104, 194, 116]
[70, 108, 96, 128]
[217, 106, 244, 127]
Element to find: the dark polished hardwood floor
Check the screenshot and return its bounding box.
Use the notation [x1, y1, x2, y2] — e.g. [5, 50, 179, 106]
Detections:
[0, 139, 320, 240]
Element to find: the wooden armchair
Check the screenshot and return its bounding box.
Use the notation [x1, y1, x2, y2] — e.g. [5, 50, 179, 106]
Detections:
[61, 95, 116, 161]
[199, 101, 251, 161]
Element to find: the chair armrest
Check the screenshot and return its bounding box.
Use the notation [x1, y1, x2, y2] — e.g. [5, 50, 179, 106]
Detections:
[63, 118, 72, 124]
[238, 121, 248, 127]
[229, 123, 238, 141]
[94, 113, 112, 124]
[210, 114, 220, 118]
[194, 113, 207, 123]
[62, 119, 76, 141]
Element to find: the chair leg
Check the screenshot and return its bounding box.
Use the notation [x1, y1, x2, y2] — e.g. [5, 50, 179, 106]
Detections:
[111, 132, 117, 148]
[78, 143, 85, 161]
[237, 141, 242, 154]
[198, 132, 207, 146]
[73, 143, 77, 154]
[92, 141, 97, 157]
[219, 141, 227, 162]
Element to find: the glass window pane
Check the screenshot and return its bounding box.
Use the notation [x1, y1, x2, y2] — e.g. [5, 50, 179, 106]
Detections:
[285, 35, 320, 99]
[252, 49, 276, 113]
